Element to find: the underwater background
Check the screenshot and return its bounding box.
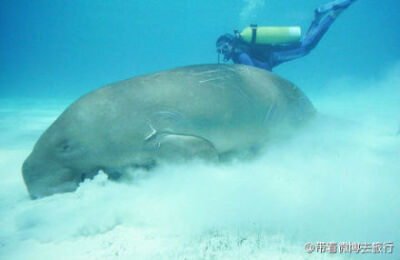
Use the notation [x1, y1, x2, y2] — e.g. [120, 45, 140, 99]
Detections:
[1, 0, 399, 259]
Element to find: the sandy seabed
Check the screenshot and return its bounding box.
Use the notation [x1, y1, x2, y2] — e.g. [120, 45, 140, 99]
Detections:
[1, 66, 399, 260]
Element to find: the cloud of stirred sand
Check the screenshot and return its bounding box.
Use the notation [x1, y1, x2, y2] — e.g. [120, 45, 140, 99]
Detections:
[0, 63, 399, 259]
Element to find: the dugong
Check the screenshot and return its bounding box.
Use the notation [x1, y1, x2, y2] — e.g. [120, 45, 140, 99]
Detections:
[22, 64, 315, 198]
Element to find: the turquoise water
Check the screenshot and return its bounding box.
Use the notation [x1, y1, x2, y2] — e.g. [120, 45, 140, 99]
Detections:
[1, 0, 399, 259]
[1, 0, 399, 98]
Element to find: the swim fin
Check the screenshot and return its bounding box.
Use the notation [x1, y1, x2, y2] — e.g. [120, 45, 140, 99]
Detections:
[316, 0, 356, 15]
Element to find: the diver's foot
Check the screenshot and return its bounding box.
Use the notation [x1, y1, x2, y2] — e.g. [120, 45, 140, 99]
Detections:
[329, 8, 344, 19]
[334, 0, 357, 10]
[316, 0, 356, 15]
[314, 8, 324, 23]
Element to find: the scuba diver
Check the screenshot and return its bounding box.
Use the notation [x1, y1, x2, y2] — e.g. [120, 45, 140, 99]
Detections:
[216, 0, 357, 71]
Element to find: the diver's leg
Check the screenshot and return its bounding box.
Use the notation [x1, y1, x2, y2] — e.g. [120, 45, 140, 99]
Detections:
[304, 0, 358, 51]
[271, 13, 336, 66]
[270, 0, 356, 68]
[311, 0, 357, 38]
[302, 14, 336, 53]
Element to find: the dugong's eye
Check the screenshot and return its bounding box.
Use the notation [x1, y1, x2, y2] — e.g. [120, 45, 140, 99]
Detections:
[62, 144, 70, 151]
[57, 139, 73, 153]
[56, 139, 85, 158]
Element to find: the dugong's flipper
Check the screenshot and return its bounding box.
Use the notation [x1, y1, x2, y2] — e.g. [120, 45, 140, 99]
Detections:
[150, 134, 219, 163]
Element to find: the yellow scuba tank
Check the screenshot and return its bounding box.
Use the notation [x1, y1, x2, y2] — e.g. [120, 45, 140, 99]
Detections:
[240, 24, 301, 45]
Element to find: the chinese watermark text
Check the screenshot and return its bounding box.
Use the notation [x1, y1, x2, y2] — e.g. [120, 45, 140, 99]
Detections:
[305, 242, 394, 254]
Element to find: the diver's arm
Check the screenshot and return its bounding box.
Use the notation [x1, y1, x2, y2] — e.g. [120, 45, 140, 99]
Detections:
[270, 46, 309, 67]
[234, 52, 255, 66]
[233, 52, 274, 71]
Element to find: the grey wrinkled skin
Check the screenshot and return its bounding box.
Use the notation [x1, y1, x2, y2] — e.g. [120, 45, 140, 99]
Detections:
[22, 64, 315, 199]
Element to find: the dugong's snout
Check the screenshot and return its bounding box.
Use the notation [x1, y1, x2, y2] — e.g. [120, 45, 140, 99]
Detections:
[22, 156, 81, 199]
